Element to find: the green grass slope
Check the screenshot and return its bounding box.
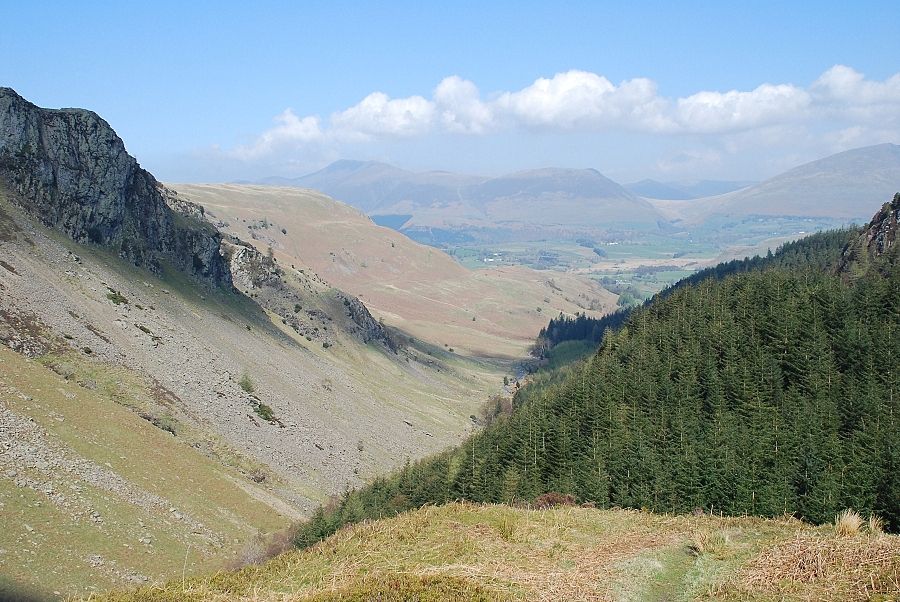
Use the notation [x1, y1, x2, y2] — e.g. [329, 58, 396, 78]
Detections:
[0, 346, 290, 600]
[94, 503, 899, 601]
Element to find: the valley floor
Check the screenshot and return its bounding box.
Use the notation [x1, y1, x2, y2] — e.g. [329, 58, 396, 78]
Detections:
[95, 503, 899, 601]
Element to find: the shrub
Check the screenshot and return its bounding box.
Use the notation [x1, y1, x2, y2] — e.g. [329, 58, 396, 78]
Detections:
[254, 403, 275, 421]
[238, 373, 255, 394]
[533, 492, 576, 509]
[106, 289, 128, 305]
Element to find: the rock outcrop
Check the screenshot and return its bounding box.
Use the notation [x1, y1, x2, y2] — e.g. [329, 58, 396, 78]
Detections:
[0, 87, 231, 287]
[223, 236, 395, 349]
[336, 291, 397, 350]
[838, 192, 900, 279]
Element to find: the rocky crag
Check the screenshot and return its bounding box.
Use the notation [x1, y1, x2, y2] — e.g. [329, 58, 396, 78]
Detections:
[0, 87, 231, 286]
[839, 192, 900, 278]
[223, 236, 395, 349]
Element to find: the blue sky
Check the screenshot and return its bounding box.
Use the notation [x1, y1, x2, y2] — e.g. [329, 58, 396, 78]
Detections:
[4, 1, 900, 182]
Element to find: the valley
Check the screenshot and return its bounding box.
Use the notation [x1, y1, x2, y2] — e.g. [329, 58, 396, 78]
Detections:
[173, 184, 616, 357]
[2, 30, 900, 599]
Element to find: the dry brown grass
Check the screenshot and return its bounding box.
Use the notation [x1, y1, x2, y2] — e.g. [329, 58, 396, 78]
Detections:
[89, 503, 900, 602]
[731, 531, 900, 601]
[868, 513, 886, 535]
[834, 508, 864, 537]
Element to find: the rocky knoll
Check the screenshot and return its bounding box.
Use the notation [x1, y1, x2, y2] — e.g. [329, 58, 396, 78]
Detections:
[0, 87, 231, 286]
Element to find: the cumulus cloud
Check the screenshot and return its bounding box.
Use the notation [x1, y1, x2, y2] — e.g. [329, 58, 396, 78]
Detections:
[813, 65, 900, 105]
[232, 65, 900, 161]
[810, 65, 900, 134]
[331, 92, 434, 139]
[495, 71, 673, 132]
[675, 84, 811, 133]
[233, 109, 323, 159]
[433, 76, 494, 134]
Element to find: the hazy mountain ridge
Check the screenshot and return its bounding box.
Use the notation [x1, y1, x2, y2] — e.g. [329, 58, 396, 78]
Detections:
[262, 162, 660, 234]
[257, 145, 899, 239]
[271, 160, 484, 213]
[662, 143, 900, 223]
[625, 178, 756, 199]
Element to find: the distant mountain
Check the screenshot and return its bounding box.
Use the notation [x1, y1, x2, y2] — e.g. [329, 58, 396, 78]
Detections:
[626, 179, 755, 200]
[268, 160, 484, 213]
[462, 167, 660, 228]
[263, 162, 662, 235]
[263, 145, 900, 236]
[669, 143, 900, 222]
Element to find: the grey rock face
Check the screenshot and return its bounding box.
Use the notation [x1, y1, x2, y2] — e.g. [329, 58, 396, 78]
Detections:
[336, 291, 396, 350]
[0, 87, 231, 287]
[838, 193, 900, 277]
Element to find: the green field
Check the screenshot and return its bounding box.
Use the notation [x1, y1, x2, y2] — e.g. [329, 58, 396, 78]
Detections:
[440, 215, 853, 304]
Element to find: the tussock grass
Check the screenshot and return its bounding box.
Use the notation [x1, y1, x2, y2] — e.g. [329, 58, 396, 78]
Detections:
[868, 514, 885, 535]
[834, 509, 864, 537]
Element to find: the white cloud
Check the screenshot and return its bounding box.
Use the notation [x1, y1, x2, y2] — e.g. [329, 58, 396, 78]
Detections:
[231, 66, 900, 164]
[433, 76, 494, 134]
[810, 65, 900, 133]
[813, 65, 900, 105]
[331, 92, 434, 140]
[675, 84, 810, 133]
[494, 71, 674, 132]
[233, 109, 323, 159]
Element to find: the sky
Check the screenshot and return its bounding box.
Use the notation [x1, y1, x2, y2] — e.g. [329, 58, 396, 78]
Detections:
[3, 0, 900, 183]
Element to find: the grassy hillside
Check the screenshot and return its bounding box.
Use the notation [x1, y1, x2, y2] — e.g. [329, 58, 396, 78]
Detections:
[0, 188, 515, 598]
[174, 184, 616, 358]
[94, 503, 899, 601]
[0, 346, 290, 600]
[0, 189, 505, 513]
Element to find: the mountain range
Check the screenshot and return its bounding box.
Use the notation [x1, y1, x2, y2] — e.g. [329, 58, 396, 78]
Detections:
[261, 161, 663, 236]
[257, 143, 900, 239]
